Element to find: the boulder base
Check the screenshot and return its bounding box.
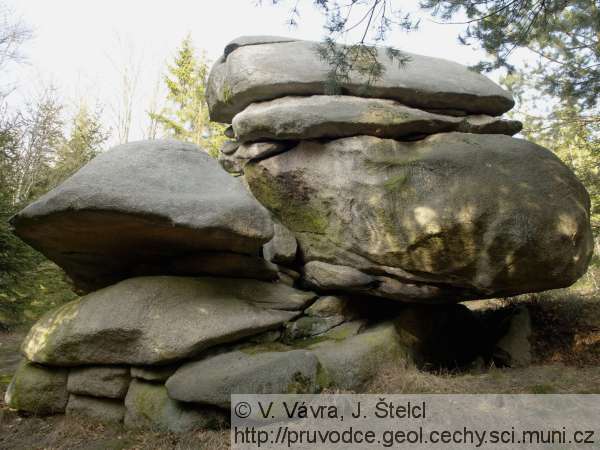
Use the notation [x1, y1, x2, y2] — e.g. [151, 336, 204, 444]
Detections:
[5, 361, 68, 414]
[124, 380, 226, 432]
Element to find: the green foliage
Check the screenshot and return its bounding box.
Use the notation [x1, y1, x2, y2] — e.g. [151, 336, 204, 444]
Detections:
[50, 103, 108, 187]
[316, 37, 410, 94]
[10, 89, 64, 204]
[264, 1, 415, 91]
[152, 35, 226, 157]
[0, 190, 33, 328]
[0, 97, 107, 328]
[269, 1, 599, 111]
[421, 0, 599, 109]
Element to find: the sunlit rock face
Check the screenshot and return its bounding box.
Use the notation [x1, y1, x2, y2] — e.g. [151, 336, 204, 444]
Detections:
[232, 95, 522, 143]
[245, 133, 593, 302]
[207, 38, 515, 123]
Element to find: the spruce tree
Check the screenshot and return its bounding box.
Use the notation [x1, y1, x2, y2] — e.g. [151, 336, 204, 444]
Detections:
[152, 35, 225, 157]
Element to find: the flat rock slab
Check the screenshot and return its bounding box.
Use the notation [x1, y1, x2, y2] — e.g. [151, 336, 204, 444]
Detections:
[125, 380, 225, 433]
[282, 315, 346, 341]
[223, 35, 299, 58]
[10, 139, 274, 293]
[303, 261, 445, 302]
[5, 360, 68, 414]
[232, 95, 522, 142]
[207, 37, 514, 123]
[236, 142, 289, 161]
[166, 347, 321, 409]
[21, 276, 310, 366]
[67, 366, 130, 399]
[66, 394, 125, 424]
[246, 133, 593, 301]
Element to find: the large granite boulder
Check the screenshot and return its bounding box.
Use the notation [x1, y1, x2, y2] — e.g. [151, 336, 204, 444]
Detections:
[21, 276, 314, 366]
[10, 140, 274, 293]
[207, 38, 514, 123]
[4, 361, 69, 414]
[232, 95, 521, 142]
[246, 133, 593, 302]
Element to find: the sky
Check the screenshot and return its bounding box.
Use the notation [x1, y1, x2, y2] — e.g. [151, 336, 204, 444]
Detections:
[4, 0, 504, 144]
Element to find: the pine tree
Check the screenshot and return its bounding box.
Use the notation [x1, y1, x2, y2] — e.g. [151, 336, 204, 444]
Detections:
[152, 35, 225, 157]
[51, 102, 107, 187]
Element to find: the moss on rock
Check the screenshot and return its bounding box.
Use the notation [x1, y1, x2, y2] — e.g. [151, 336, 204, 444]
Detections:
[5, 360, 68, 414]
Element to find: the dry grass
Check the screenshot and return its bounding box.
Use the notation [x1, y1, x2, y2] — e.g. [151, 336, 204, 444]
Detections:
[368, 270, 600, 394]
[503, 280, 600, 367]
[367, 363, 600, 394]
[0, 407, 230, 450]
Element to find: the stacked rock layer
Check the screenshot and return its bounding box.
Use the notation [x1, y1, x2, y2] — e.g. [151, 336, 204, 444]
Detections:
[214, 36, 593, 302]
[5, 36, 594, 432]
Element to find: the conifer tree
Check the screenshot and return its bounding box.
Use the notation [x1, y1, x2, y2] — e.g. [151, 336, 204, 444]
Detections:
[152, 35, 225, 157]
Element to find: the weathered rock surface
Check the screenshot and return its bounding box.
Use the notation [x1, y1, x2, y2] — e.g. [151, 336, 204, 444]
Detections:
[308, 323, 409, 390]
[246, 133, 593, 301]
[224, 126, 235, 138]
[166, 347, 321, 408]
[283, 315, 346, 341]
[236, 141, 289, 161]
[302, 261, 444, 301]
[164, 252, 279, 281]
[305, 295, 356, 318]
[66, 394, 125, 423]
[233, 95, 521, 142]
[5, 361, 68, 414]
[130, 365, 179, 382]
[207, 38, 514, 123]
[218, 142, 292, 175]
[220, 139, 240, 155]
[67, 366, 130, 399]
[10, 139, 274, 292]
[322, 320, 366, 340]
[263, 222, 298, 265]
[218, 150, 244, 175]
[284, 295, 359, 341]
[21, 276, 311, 366]
[223, 35, 298, 59]
[124, 380, 225, 432]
